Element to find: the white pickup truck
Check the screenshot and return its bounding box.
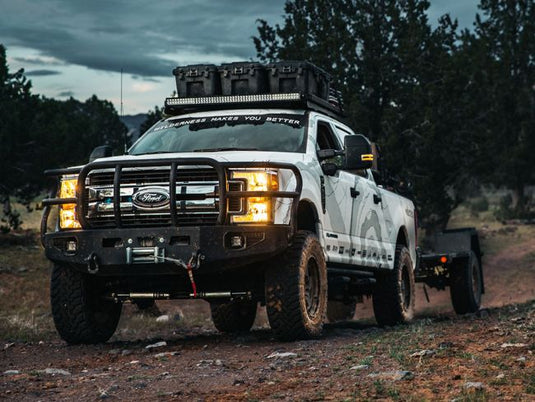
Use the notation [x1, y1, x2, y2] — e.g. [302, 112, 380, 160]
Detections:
[41, 61, 483, 343]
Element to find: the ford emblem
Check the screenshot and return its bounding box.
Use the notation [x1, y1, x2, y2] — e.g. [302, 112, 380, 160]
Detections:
[132, 187, 170, 209]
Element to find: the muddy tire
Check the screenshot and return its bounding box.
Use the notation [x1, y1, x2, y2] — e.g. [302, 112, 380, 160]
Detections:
[450, 251, 482, 314]
[50, 264, 121, 344]
[265, 231, 327, 341]
[327, 301, 356, 322]
[372, 246, 415, 326]
[210, 301, 257, 333]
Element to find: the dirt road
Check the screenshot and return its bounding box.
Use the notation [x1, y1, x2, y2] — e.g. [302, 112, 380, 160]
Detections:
[1, 226, 534, 400]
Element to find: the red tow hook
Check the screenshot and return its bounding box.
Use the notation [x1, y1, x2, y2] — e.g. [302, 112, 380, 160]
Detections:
[160, 250, 204, 298]
[186, 250, 204, 298]
[186, 262, 197, 298]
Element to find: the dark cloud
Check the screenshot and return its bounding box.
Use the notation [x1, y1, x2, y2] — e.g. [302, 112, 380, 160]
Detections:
[0, 0, 478, 78]
[57, 90, 74, 97]
[25, 69, 62, 76]
[13, 56, 65, 66]
[0, 0, 285, 77]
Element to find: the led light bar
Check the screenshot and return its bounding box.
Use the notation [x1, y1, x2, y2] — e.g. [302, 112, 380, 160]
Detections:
[165, 92, 302, 107]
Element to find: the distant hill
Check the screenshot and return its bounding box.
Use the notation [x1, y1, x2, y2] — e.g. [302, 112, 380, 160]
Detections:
[120, 113, 147, 143]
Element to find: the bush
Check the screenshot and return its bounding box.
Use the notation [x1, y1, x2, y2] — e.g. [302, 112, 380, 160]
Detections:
[469, 197, 489, 216]
[494, 194, 535, 221]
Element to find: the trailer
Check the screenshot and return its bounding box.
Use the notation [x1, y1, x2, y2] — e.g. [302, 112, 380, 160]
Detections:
[416, 227, 484, 314]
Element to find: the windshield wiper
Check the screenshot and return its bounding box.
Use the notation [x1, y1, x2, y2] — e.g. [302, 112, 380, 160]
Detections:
[193, 147, 259, 152]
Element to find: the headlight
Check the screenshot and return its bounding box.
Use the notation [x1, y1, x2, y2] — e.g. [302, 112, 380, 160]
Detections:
[59, 175, 81, 229]
[230, 170, 278, 223]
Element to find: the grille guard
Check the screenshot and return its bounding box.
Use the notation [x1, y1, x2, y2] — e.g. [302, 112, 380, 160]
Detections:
[41, 157, 303, 244]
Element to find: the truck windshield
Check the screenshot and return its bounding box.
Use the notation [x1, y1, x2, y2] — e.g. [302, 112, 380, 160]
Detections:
[129, 113, 307, 155]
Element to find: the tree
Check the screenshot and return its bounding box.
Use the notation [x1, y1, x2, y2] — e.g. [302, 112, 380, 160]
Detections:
[139, 105, 163, 136]
[254, 0, 475, 233]
[472, 0, 535, 214]
[0, 44, 40, 230]
[33, 96, 126, 169]
[0, 44, 127, 231]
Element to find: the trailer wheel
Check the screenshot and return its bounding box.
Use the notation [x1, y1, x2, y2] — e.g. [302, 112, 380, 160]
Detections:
[372, 246, 415, 326]
[265, 231, 327, 340]
[450, 251, 482, 314]
[327, 301, 356, 322]
[210, 300, 257, 333]
[51, 264, 121, 344]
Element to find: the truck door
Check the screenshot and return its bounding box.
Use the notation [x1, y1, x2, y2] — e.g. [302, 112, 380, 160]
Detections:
[351, 171, 395, 269]
[315, 119, 355, 264]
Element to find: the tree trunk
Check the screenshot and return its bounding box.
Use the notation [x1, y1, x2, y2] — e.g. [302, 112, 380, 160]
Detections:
[511, 184, 525, 212]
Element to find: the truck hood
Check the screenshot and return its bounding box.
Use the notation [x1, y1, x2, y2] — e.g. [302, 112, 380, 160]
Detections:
[90, 151, 305, 165]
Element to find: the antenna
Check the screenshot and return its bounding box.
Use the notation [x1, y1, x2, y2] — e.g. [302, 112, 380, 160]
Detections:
[121, 68, 127, 153]
[120, 68, 124, 117]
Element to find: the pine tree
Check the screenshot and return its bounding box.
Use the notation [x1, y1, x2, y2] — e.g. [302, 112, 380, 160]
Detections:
[473, 0, 535, 215]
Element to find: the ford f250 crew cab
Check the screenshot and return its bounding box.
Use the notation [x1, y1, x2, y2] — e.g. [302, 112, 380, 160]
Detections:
[41, 61, 483, 343]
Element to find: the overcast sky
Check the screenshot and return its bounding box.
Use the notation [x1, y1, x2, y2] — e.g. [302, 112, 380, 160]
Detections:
[1, 0, 479, 115]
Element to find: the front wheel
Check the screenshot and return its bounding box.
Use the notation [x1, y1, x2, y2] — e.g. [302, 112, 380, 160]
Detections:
[265, 231, 327, 341]
[450, 251, 482, 314]
[372, 246, 415, 326]
[50, 264, 122, 344]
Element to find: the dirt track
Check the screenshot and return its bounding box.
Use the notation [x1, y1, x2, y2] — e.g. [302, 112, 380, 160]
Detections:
[1, 231, 534, 401]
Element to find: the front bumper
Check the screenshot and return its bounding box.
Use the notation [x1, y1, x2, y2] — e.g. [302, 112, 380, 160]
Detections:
[44, 225, 291, 276]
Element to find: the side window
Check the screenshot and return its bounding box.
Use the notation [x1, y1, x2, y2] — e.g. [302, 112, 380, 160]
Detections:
[316, 121, 341, 151]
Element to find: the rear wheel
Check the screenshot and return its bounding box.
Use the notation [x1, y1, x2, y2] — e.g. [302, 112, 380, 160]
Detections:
[265, 231, 327, 340]
[372, 246, 415, 326]
[50, 264, 121, 344]
[210, 300, 257, 333]
[450, 251, 482, 314]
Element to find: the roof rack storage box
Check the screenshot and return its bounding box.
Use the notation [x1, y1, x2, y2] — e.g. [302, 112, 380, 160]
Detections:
[267, 61, 330, 100]
[173, 64, 221, 97]
[218, 62, 268, 95]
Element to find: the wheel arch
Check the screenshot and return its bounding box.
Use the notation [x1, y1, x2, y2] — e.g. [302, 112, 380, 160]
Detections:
[296, 199, 319, 234]
[396, 226, 409, 248]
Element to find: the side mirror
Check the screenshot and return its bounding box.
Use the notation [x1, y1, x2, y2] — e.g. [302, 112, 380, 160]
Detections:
[344, 135, 373, 170]
[89, 145, 113, 162]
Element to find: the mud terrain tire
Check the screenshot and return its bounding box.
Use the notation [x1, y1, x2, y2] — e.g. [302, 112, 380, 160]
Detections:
[210, 301, 257, 333]
[450, 251, 482, 314]
[265, 231, 327, 341]
[373, 246, 415, 326]
[51, 264, 121, 344]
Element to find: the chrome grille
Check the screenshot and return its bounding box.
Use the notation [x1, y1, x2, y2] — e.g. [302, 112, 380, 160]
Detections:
[84, 166, 239, 228]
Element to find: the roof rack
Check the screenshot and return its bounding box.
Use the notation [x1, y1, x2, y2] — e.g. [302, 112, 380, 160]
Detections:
[166, 60, 345, 120]
[164, 92, 345, 120]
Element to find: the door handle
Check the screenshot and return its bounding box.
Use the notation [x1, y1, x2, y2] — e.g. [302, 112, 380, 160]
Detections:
[350, 187, 360, 198]
[373, 194, 382, 204]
